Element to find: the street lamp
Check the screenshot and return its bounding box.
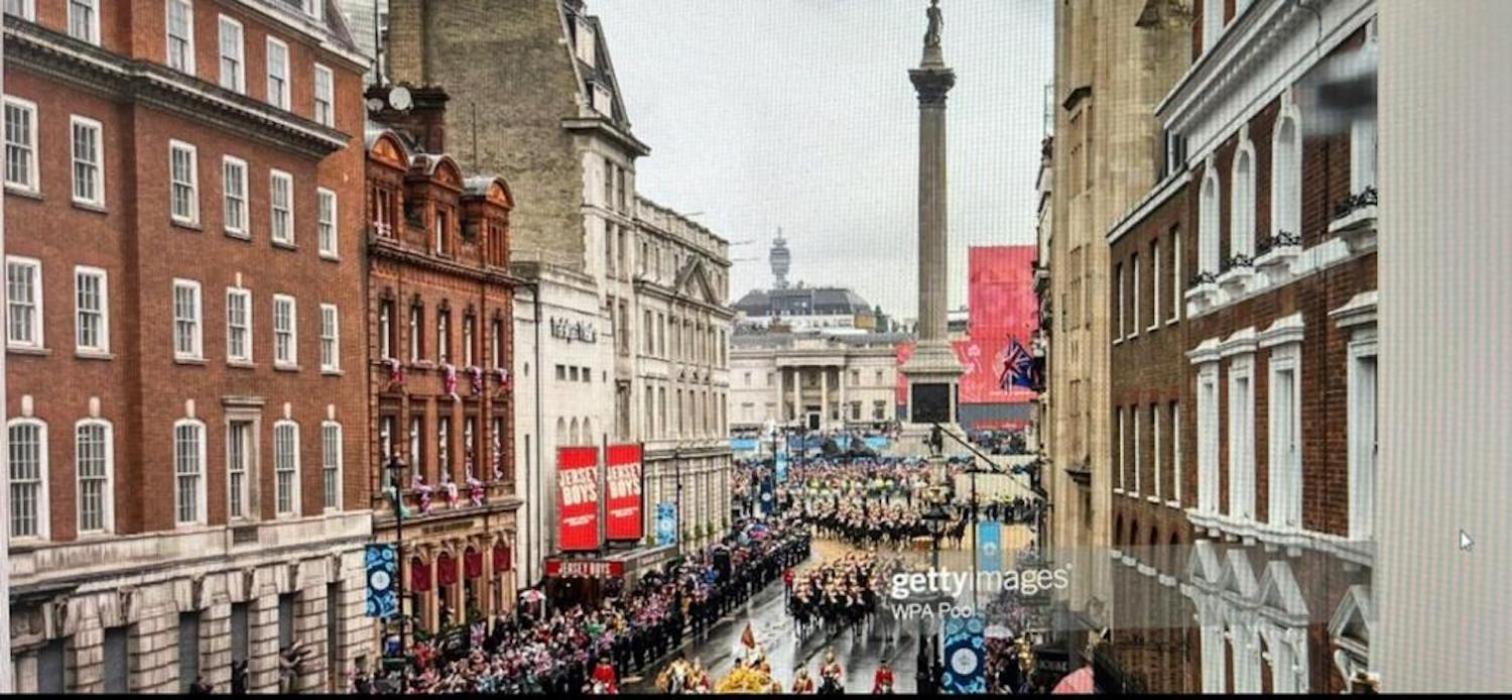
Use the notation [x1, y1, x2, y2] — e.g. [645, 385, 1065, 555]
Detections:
[384, 455, 409, 688]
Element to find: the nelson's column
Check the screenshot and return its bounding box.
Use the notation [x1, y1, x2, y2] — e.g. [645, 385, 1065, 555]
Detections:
[902, 0, 966, 455]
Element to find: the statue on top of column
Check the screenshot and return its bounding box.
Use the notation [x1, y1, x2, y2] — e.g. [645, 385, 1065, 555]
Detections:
[924, 0, 943, 48]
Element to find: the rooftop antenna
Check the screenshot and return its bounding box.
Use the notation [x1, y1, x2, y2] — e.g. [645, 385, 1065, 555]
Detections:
[373, 0, 384, 88]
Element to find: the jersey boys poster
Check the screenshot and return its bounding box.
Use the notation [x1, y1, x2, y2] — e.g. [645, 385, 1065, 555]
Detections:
[557, 446, 601, 551]
[605, 444, 644, 542]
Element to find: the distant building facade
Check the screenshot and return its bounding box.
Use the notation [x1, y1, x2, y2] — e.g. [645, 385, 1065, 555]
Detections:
[729, 331, 905, 433]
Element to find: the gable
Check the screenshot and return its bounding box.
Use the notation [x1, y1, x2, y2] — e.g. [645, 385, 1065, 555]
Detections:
[1185, 539, 1223, 589]
[1256, 560, 1309, 624]
[676, 257, 718, 306]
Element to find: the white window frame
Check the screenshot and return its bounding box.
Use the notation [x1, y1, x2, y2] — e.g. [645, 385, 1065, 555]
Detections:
[218, 15, 245, 93]
[1267, 343, 1303, 530]
[6, 255, 44, 350]
[169, 140, 199, 225]
[67, 0, 100, 45]
[1114, 262, 1125, 342]
[1350, 114, 1379, 195]
[74, 265, 110, 355]
[4, 96, 39, 193]
[7, 417, 50, 540]
[1271, 95, 1302, 240]
[265, 37, 291, 110]
[172, 278, 203, 361]
[274, 420, 301, 517]
[1150, 241, 1161, 332]
[319, 303, 340, 372]
[321, 421, 342, 511]
[1197, 364, 1220, 514]
[1347, 330, 1378, 540]
[222, 156, 248, 237]
[166, 0, 196, 76]
[313, 64, 334, 127]
[226, 286, 252, 364]
[269, 170, 294, 246]
[1227, 355, 1256, 521]
[1231, 140, 1257, 259]
[1199, 168, 1221, 275]
[3, 0, 35, 21]
[317, 188, 337, 258]
[75, 418, 114, 534]
[69, 116, 105, 207]
[1132, 404, 1142, 494]
[226, 419, 254, 521]
[173, 418, 207, 526]
[1115, 407, 1125, 491]
[1169, 227, 1182, 323]
[1131, 253, 1141, 337]
[378, 300, 393, 361]
[273, 294, 298, 368]
[1202, 0, 1225, 54]
[1172, 401, 1183, 506]
[1151, 403, 1161, 501]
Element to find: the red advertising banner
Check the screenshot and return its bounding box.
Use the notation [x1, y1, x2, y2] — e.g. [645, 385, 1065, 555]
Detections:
[545, 558, 626, 578]
[605, 444, 644, 542]
[557, 446, 601, 552]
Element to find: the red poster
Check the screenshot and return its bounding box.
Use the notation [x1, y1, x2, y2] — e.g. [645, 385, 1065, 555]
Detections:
[557, 446, 601, 552]
[605, 444, 644, 542]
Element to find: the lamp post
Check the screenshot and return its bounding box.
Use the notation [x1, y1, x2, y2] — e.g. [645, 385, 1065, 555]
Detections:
[384, 455, 409, 688]
[674, 448, 684, 552]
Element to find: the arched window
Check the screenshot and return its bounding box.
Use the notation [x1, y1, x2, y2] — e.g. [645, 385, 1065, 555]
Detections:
[1199, 169, 1221, 275]
[7, 417, 50, 539]
[76, 418, 115, 533]
[1271, 98, 1302, 241]
[175, 418, 207, 525]
[582, 417, 594, 444]
[569, 418, 580, 446]
[1231, 142, 1256, 259]
[555, 417, 566, 445]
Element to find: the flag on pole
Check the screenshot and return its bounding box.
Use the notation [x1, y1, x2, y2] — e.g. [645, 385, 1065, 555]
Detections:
[998, 337, 1035, 390]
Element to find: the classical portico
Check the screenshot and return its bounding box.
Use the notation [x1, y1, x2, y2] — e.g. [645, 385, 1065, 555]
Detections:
[773, 360, 850, 432]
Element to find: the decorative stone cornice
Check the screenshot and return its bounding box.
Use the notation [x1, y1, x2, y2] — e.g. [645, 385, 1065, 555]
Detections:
[909, 65, 957, 107]
[3, 16, 349, 159]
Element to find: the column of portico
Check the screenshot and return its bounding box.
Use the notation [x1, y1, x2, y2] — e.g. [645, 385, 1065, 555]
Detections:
[820, 368, 829, 431]
[773, 366, 784, 423]
[791, 366, 801, 426]
[838, 364, 848, 427]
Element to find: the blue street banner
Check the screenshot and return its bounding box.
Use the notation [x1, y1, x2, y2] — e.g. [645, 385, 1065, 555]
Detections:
[941, 613, 988, 694]
[979, 521, 1003, 574]
[656, 501, 679, 545]
[365, 544, 399, 619]
[775, 454, 790, 483]
[730, 437, 760, 453]
[759, 476, 776, 515]
[864, 436, 891, 452]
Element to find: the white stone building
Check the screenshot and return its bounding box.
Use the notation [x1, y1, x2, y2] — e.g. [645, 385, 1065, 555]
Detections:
[729, 330, 906, 433]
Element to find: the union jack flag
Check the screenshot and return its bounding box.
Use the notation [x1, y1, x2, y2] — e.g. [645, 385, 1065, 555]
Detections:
[998, 337, 1035, 391]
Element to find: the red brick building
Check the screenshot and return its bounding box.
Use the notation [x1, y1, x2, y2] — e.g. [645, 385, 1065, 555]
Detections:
[363, 85, 520, 637]
[4, 0, 371, 693]
[1105, 0, 1380, 694]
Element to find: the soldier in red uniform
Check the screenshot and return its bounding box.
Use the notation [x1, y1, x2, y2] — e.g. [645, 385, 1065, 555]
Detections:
[872, 661, 895, 694]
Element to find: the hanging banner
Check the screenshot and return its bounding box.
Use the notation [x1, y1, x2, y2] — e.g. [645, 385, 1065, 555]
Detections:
[775, 454, 790, 483]
[656, 501, 679, 546]
[606, 444, 644, 542]
[759, 475, 776, 515]
[979, 520, 1003, 573]
[942, 613, 988, 694]
[364, 544, 399, 619]
[558, 446, 602, 552]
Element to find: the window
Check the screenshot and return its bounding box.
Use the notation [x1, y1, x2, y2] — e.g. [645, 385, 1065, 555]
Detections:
[1151, 404, 1161, 500]
[8, 419, 48, 539]
[1150, 241, 1160, 331]
[409, 416, 423, 468]
[437, 309, 451, 363]
[270, 170, 293, 245]
[226, 287, 252, 363]
[1171, 402, 1182, 504]
[68, 0, 99, 45]
[1131, 253, 1140, 336]
[3, 0, 34, 20]
[1114, 263, 1124, 341]
[167, 0, 195, 75]
[227, 420, 253, 520]
[266, 38, 290, 110]
[602, 157, 614, 208]
[408, 304, 423, 362]
[317, 188, 337, 258]
[1349, 343, 1378, 540]
[274, 421, 300, 516]
[462, 314, 476, 367]
[69, 116, 104, 206]
[1231, 143, 1256, 258]
[434, 207, 451, 256]
[75, 267, 109, 354]
[170, 141, 199, 224]
[379, 300, 394, 360]
[1202, 0, 1225, 53]
[223, 157, 248, 236]
[322, 422, 342, 510]
[1197, 365, 1219, 513]
[437, 415, 451, 474]
[1115, 408, 1125, 490]
[173, 279, 203, 360]
[491, 318, 504, 368]
[218, 16, 245, 93]
[320, 304, 340, 371]
[3, 97, 38, 192]
[1169, 227, 1181, 322]
[1228, 357, 1255, 520]
[274, 295, 297, 367]
[1198, 169, 1220, 275]
[7, 256, 43, 349]
[1269, 346, 1302, 529]
[313, 64, 334, 127]
[1350, 113, 1379, 195]
[1272, 98, 1302, 241]
[174, 419, 206, 525]
[76, 419, 113, 533]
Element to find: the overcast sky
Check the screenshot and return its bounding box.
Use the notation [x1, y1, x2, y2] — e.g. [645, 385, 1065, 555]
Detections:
[592, 0, 1053, 317]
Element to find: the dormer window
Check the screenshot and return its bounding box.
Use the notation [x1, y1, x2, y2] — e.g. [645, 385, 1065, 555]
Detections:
[434, 207, 452, 256]
[592, 83, 614, 117]
[576, 20, 597, 66]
